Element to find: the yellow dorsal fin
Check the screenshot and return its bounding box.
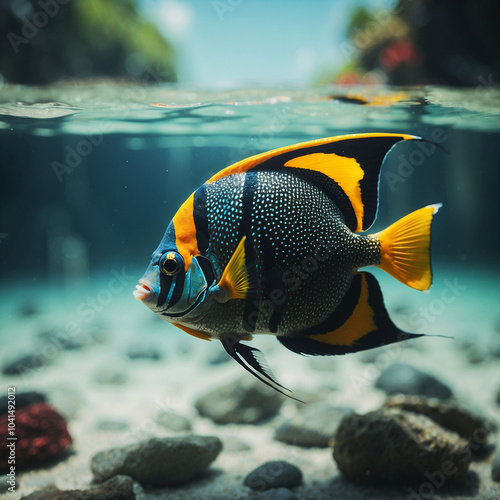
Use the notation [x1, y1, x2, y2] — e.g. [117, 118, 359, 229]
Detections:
[284, 153, 365, 232]
[218, 236, 249, 300]
[371, 204, 442, 291]
[173, 322, 211, 341]
[205, 133, 420, 232]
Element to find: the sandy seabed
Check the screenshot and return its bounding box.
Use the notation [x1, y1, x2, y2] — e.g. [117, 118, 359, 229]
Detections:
[1, 265, 500, 500]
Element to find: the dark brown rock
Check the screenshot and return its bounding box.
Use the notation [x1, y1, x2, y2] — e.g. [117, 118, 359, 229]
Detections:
[333, 408, 471, 483]
[383, 394, 495, 444]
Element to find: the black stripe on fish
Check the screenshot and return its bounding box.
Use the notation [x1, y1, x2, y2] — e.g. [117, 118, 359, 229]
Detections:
[157, 272, 173, 308]
[241, 172, 259, 332]
[277, 272, 423, 355]
[260, 237, 287, 333]
[166, 271, 185, 309]
[193, 184, 209, 254]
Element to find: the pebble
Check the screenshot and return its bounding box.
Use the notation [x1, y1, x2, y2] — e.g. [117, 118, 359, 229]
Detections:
[492, 450, 500, 482]
[249, 487, 300, 500]
[91, 435, 222, 486]
[275, 402, 353, 447]
[0, 391, 46, 414]
[333, 408, 471, 483]
[496, 387, 500, 406]
[244, 460, 302, 491]
[19, 475, 135, 499]
[194, 377, 284, 424]
[154, 410, 192, 432]
[383, 394, 495, 443]
[126, 345, 162, 361]
[374, 362, 453, 399]
[2, 353, 48, 375]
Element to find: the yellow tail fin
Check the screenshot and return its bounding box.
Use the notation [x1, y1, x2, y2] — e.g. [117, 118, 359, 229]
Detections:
[371, 204, 442, 291]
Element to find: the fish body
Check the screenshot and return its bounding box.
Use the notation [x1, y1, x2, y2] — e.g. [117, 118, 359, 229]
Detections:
[134, 133, 441, 396]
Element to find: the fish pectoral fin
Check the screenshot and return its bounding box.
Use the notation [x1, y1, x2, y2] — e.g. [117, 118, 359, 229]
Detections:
[371, 204, 442, 291]
[173, 322, 211, 341]
[217, 236, 255, 301]
[278, 272, 423, 356]
[220, 336, 304, 403]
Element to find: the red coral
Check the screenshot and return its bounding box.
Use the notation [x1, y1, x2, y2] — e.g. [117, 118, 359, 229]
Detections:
[0, 403, 72, 471]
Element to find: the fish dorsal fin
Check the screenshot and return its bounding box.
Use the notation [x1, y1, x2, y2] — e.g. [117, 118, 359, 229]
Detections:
[278, 272, 423, 356]
[207, 133, 420, 232]
[221, 336, 304, 403]
[217, 236, 250, 301]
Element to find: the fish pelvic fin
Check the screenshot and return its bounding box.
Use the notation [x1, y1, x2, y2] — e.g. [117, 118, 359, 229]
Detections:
[370, 203, 442, 291]
[221, 336, 304, 403]
[217, 236, 253, 301]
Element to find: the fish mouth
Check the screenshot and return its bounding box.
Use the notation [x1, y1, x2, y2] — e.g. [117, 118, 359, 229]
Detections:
[161, 288, 207, 318]
[133, 280, 154, 302]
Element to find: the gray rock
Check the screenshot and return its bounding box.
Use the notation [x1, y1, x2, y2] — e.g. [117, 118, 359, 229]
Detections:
[333, 408, 471, 483]
[492, 450, 500, 482]
[195, 377, 284, 424]
[383, 394, 495, 444]
[154, 411, 192, 432]
[250, 487, 300, 499]
[275, 402, 353, 447]
[375, 362, 453, 399]
[244, 461, 302, 491]
[20, 475, 135, 499]
[496, 387, 500, 406]
[2, 353, 49, 375]
[91, 435, 222, 486]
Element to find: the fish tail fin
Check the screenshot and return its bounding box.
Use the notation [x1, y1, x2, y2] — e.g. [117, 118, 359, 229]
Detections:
[371, 203, 442, 291]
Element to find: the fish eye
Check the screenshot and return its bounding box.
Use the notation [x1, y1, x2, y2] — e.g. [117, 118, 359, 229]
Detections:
[160, 252, 184, 276]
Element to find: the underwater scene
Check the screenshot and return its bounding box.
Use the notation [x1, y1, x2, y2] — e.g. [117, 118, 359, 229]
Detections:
[1, 83, 500, 500]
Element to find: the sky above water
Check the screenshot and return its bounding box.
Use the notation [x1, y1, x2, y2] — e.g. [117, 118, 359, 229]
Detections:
[139, 0, 396, 86]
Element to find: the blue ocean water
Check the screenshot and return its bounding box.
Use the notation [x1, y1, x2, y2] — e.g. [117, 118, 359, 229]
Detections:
[1, 83, 500, 499]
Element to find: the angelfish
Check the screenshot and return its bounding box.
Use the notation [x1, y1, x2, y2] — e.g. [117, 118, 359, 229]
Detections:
[134, 133, 442, 398]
